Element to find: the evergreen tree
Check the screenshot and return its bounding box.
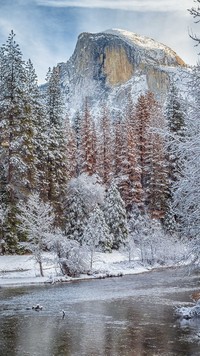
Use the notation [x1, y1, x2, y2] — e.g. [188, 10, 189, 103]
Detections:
[172, 2, 200, 260]
[146, 92, 169, 219]
[96, 107, 113, 185]
[25, 59, 48, 201]
[118, 94, 144, 210]
[72, 110, 82, 176]
[165, 82, 185, 134]
[128, 204, 145, 244]
[135, 93, 151, 191]
[163, 202, 178, 235]
[126, 121, 143, 209]
[64, 173, 105, 243]
[83, 205, 113, 268]
[173, 64, 200, 244]
[80, 98, 97, 176]
[65, 187, 88, 243]
[163, 82, 186, 229]
[65, 116, 77, 180]
[115, 116, 130, 205]
[103, 183, 128, 249]
[0, 31, 39, 251]
[135, 92, 168, 218]
[164, 82, 185, 184]
[45, 66, 68, 226]
[113, 113, 124, 177]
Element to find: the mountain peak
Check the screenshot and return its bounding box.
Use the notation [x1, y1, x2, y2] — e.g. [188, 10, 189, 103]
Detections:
[58, 29, 188, 113]
[104, 28, 186, 67]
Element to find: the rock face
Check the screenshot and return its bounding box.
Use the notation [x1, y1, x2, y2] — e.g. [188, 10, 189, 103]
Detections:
[58, 29, 188, 114]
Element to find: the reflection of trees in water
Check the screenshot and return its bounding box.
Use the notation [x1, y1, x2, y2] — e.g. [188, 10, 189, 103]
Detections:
[44, 300, 200, 356]
[0, 317, 20, 356]
[1, 271, 200, 355]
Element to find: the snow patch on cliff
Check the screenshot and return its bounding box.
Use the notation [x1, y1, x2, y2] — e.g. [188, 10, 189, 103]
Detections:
[104, 29, 186, 66]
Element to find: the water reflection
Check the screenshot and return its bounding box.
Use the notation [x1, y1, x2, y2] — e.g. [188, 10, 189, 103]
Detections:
[1, 269, 200, 355]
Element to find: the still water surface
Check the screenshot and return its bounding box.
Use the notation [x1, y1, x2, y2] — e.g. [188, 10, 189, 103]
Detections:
[0, 267, 200, 356]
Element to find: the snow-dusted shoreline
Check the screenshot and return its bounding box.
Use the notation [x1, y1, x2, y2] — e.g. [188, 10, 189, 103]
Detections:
[0, 251, 150, 287]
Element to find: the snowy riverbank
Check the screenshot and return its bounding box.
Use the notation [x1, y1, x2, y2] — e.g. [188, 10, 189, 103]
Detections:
[0, 251, 150, 287]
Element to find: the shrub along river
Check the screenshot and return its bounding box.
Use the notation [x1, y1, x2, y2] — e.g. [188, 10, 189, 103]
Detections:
[0, 267, 200, 356]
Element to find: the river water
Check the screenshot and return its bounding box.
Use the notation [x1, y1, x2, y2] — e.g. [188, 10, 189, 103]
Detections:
[0, 267, 200, 356]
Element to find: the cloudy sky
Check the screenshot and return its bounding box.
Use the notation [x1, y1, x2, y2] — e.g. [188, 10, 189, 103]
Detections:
[0, 0, 198, 83]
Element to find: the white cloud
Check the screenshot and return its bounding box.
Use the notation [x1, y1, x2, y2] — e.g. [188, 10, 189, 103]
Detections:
[35, 0, 192, 12]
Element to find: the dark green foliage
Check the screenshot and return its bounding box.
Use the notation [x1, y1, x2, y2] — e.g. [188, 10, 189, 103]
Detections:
[103, 183, 128, 249]
[65, 188, 88, 243]
[44, 66, 68, 227]
[165, 82, 186, 197]
[0, 32, 43, 252]
[165, 83, 185, 135]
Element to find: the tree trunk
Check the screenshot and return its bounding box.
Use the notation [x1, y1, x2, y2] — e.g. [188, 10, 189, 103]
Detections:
[90, 249, 94, 270]
[38, 260, 44, 277]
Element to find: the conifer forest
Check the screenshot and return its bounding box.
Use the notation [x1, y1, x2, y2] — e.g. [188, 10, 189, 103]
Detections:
[0, 1, 200, 279]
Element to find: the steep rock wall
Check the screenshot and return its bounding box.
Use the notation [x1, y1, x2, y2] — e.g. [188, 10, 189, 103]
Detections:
[57, 29, 188, 113]
[103, 46, 134, 85]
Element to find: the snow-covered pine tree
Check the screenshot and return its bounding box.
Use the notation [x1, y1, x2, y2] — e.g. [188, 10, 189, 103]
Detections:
[128, 204, 145, 243]
[113, 112, 124, 178]
[64, 174, 105, 243]
[163, 82, 186, 230]
[25, 59, 49, 201]
[115, 115, 130, 206]
[145, 92, 169, 219]
[0, 31, 39, 251]
[135, 92, 152, 192]
[72, 110, 82, 176]
[135, 91, 169, 218]
[103, 183, 128, 249]
[163, 201, 178, 235]
[17, 193, 55, 276]
[126, 122, 143, 209]
[173, 64, 200, 249]
[80, 98, 97, 176]
[165, 83, 185, 134]
[96, 107, 113, 185]
[65, 115, 77, 180]
[82, 205, 113, 268]
[172, 2, 200, 259]
[118, 93, 143, 210]
[45, 66, 68, 227]
[64, 185, 88, 243]
[165, 82, 185, 183]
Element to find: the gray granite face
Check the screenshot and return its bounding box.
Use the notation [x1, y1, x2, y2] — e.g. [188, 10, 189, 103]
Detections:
[52, 29, 190, 115]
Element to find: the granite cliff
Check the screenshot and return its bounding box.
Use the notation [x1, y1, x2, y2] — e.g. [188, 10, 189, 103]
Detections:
[57, 29, 189, 114]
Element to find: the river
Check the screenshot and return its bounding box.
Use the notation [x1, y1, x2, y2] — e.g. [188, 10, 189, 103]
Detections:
[0, 267, 200, 356]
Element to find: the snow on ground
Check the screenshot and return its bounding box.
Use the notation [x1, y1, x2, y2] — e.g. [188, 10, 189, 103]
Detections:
[0, 251, 148, 287]
[176, 301, 200, 319]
